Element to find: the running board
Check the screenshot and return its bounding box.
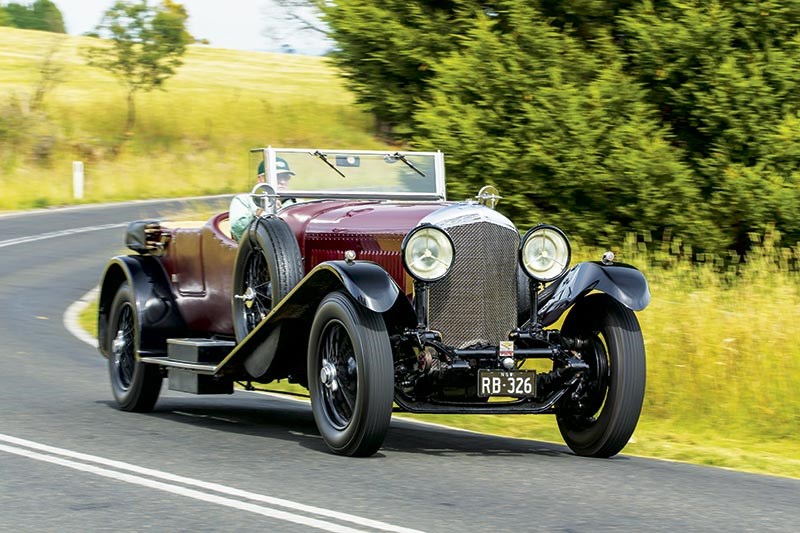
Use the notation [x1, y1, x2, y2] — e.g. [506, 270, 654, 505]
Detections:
[140, 338, 237, 395]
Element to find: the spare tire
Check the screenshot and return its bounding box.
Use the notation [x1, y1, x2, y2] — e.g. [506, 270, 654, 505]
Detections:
[231, 216, 304, 342]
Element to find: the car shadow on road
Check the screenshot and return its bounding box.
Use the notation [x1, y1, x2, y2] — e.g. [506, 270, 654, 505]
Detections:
[98, 391, 580, 460]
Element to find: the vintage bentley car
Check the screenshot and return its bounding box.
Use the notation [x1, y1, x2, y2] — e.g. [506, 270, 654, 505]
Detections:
[98, 147, 650, 457]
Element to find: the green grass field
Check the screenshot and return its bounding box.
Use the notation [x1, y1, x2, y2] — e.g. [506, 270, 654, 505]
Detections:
[0, 27, 386, 210]
[6, 25, 797, 478]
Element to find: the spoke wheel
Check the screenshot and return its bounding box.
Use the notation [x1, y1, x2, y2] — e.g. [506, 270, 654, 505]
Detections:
[112, 304, 135, 389]
[308, 291, 393, 457]
[232, 217, 303, 342]
[556, 294, 646, 458]
[241, 243, 272, 332]
[107, 282, 162, 412]
[318, 320, 358, 429]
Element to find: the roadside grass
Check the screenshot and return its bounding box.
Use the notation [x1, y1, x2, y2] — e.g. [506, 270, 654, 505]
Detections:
[396, 232, 800, 478]
[79, 231, 800, 479]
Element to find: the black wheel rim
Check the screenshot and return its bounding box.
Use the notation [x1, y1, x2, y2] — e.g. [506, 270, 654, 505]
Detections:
[317, 320, 358, 430]
[242, 246, 272, 334]
[112, 303, 135, 390]
[563, 333, 610, 430]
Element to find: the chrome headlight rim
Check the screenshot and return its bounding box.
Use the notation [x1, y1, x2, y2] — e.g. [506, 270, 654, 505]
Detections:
[401, 224, 455, 283]
[519, 224, 571, 283]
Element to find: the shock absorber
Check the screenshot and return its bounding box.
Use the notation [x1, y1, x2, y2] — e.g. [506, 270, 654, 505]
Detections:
[536, 356, 590, 393]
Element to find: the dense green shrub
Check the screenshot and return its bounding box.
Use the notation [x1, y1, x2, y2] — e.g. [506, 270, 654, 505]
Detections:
[413, 10, 713, 247]
[320, 0, 468, 136]
[619, 1, 800, 251]
[321, 0, 800, 253]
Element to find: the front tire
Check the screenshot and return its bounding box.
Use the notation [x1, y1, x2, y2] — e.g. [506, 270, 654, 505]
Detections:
[556, 294, 646, 458]
[308, 291, 394, 457]
[107, 282, 162, 412]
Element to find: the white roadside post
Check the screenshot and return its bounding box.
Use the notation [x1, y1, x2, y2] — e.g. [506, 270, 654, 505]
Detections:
[72, 161, 84, 200]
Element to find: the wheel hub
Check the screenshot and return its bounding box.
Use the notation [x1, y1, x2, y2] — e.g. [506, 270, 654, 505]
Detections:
[112, 329, 126, 357]
[320, 359, 339, 392]
[234, 287, 257, 309]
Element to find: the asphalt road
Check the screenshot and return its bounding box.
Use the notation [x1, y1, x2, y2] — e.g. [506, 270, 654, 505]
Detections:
[0, 199, 798, 532]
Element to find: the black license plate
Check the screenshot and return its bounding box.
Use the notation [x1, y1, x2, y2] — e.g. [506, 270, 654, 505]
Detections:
[478, 370, 537, 398]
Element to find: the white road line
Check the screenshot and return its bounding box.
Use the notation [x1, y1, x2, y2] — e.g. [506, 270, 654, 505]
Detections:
[0, 223, 128, 249]
[2, 202, 422, 530]
[0, 443, 366, 533]
[0, 193, 234, 220]
[0, 433, 426, 533]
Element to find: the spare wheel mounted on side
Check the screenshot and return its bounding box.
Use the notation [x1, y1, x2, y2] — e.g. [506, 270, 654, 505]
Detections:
[232, 216, 304, 342]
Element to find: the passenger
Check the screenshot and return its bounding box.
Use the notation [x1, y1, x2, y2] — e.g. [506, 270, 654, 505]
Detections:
[229, 157, 295, 241]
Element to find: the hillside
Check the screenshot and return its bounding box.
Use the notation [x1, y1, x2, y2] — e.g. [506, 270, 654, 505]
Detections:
[0, 26, 383, 209]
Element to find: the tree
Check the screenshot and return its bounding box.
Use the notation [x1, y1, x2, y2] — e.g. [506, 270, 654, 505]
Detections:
[83, 0, 192, 134]
[618, 1, 800, 251]
[319, 0, 475, 135]
[261, 0, 333, 55]
[31, 0, 64, 32]
[3, 1, 65, 32]
[413, 7, 713, 248]
[318, 0, 800, 252]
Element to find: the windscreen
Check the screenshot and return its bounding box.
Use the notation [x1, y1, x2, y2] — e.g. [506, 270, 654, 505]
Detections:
[250, 149, 444, 198]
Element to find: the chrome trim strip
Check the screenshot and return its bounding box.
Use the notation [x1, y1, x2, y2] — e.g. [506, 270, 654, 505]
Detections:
[251, 147, 443, 156]
[435, 150, 446, 201]
[419, 203, 517, 232]
[139, 357, 217, 374]
[274, 191, 444, 201]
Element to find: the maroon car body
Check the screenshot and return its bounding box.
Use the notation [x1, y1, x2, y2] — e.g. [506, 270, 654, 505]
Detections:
[97, 148, 651, 458]
[139, 200, 446, 337]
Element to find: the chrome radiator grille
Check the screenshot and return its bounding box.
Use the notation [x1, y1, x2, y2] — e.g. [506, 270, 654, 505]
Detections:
[428, 221, 519, 348]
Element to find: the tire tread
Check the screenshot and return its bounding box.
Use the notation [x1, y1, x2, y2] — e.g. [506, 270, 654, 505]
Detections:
[557, 294, 646, 458]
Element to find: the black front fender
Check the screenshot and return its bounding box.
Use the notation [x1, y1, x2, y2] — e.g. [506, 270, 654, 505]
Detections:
[318, 260, 401, 313]
[268, 260, 404, 317]
[217, 260, 415, 379]
[538, 261, 650, 326]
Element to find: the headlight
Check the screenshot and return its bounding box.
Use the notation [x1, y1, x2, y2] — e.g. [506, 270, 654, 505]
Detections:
[402, 225, 454, 282]
[520, 225, 571, 282]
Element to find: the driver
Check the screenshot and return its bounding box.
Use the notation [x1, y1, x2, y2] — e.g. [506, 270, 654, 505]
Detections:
[229, 157, 295, 241]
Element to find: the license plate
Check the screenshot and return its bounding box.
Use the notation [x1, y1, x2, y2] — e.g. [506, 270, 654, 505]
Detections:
[477, 370, 537, 398]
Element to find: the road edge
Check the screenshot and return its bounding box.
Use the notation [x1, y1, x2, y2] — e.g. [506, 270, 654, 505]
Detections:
[63, 286, 99, 348]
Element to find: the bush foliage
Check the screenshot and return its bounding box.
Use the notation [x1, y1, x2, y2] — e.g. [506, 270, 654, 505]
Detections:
[0, 0, 65, 33]
[321, 0, 800, 252]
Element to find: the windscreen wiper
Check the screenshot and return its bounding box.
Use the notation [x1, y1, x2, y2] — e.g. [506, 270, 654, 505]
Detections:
[388, 152, 426, 177]
[311, 150, 346, 178]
